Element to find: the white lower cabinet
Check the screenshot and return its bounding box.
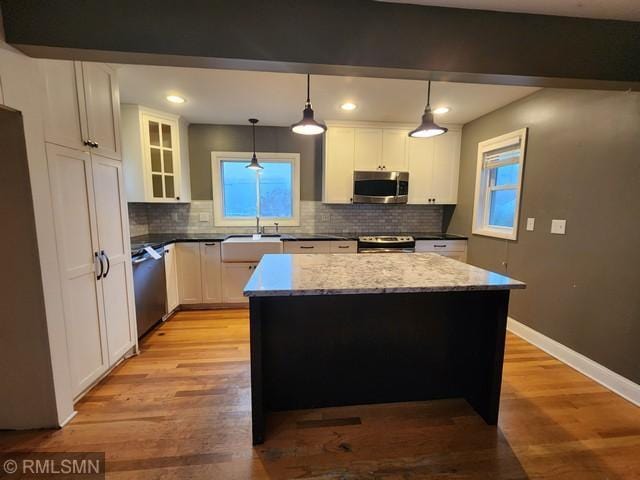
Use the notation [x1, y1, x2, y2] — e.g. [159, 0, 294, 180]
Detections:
[46, 143, 135, 397]
[284, 241, 331, 254]
[200, 243, 222, 303]
[284, 240, 357, 254]
[415, 240, 468, 262]
[176, 243, 203, 304]
[174, 242, 222, 306]
[164, 244, 179, 313]
[222, 263, 258, 304]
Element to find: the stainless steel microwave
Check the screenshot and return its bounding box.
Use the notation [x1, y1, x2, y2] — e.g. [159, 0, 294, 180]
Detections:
[353, 171, 409, 204]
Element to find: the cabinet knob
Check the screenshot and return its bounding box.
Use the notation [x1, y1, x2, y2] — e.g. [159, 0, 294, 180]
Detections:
[176, 196, 180, 201]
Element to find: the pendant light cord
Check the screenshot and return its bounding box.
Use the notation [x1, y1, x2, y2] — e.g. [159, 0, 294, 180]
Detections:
[427, 80, 432, 108]
[306, 73, 311, 104]
[252, 121, 256, 154]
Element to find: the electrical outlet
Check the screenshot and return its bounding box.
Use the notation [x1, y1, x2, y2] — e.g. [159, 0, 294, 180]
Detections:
[551, 219, 566, 235]
[526, 217, 535, 231]
[319, 213, 331, 222]
[199, 212, 210, 222]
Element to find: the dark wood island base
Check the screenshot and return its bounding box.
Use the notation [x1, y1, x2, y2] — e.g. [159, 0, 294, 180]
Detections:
[249, 289, 510, 445]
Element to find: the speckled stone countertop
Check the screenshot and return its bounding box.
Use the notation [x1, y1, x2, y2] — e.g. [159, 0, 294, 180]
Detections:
[244, 253, 525, 297]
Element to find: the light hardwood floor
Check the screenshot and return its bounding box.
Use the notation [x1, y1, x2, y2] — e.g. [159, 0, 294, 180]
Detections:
[1, 309, 639, 479]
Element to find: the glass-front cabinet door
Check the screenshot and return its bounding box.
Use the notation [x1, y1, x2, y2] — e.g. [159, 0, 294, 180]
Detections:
[143, 113, 180, 201]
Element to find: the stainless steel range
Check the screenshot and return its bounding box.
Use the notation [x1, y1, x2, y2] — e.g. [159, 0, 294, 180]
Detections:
[357, 235, 415, 253]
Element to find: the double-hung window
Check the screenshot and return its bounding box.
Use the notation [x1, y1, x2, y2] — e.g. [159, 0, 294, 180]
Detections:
[211, 151, 300, 227]
[472, 128, 527, 240]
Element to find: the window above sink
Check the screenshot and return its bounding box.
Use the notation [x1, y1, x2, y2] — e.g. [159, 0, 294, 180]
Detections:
[211, 151, 300, 227]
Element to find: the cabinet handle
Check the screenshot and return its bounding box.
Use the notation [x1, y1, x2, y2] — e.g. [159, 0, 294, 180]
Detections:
[101, 250, 110, 278]
[92, 141, 99, 148]
[382, 165, 386, 170]
[204, 243, 217, 246]
[434, 244, 447, 248]
[95, 251, 104, 280]
[300, 246, 315, 249]
[176, 196, 180, 201]
[84, 140, 92, 147]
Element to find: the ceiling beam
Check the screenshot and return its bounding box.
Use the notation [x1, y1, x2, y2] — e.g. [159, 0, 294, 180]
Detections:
[2, 0, 639, 90]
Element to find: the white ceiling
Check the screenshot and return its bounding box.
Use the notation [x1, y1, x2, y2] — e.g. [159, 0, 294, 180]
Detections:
[378, 0, 640, 21]
[118, 64, 538, 127]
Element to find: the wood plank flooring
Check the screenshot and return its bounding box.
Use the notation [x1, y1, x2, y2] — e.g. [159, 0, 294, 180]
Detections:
[1, 309, 639, 479]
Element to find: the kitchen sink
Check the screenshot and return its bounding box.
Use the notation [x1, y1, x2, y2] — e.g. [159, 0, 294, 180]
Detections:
[226, 234, 282, 238]
[221, 236, 283, 262]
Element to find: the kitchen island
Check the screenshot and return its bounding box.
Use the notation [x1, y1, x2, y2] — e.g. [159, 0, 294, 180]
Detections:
[244, 253, 525, 444]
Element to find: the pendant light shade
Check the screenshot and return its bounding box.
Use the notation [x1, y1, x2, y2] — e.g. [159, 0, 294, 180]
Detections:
[291, 74, 327, 135]
[246, 118, 263, 170]
[409, 81, 448, 138]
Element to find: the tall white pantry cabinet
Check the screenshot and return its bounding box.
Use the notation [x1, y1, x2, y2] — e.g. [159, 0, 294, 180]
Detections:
[39, 59, 137, 398]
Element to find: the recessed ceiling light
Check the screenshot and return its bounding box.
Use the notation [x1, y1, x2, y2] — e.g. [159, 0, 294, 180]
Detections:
[433, 106, 450, 115]
[341, 102, 357, 111]
[166, 95, 185, 104]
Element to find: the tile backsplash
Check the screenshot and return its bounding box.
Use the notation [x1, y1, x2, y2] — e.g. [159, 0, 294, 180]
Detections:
[128, 200, 444, 236]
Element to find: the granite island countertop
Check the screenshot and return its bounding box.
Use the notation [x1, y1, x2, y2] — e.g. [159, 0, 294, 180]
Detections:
[244, 252, 525, 297]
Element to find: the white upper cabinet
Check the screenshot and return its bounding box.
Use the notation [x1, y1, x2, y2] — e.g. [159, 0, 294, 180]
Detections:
[431, 130, 461, 204]
[323, 126, 355, 204]
[407, 137, 435, 204]
[80, 63, 121, 160]
[382, 129, 409, 171]
[121, 105, 191, 203]
[324, 121, 460, 205]
[40, 60, 85, 151]
[407, 128, 461, 205]
[39, 60, 121, 160]
[354, 128, 383, 171]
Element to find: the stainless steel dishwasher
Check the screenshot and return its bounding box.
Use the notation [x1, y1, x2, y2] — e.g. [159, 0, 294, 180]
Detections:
[132, 246, 167, 339]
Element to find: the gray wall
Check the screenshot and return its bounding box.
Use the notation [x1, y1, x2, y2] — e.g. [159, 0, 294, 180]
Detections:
[188, 124, 322, 201]
[449, 88, 640, 384]
[0, 107, 58, 428]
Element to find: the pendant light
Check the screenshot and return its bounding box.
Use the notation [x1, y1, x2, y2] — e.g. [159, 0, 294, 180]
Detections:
[246, 118, 263, 170]
[408, 81, 448, 138]
[291, 74, 327, 135]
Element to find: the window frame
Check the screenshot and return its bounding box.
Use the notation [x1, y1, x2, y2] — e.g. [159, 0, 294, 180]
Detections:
[472, 128, 528, 240]
[211, 151, 300, 227]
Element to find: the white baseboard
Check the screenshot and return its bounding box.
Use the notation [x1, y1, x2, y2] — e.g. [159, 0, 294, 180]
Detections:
[507, 317, 640, 407]
[58, 410, 77, 428]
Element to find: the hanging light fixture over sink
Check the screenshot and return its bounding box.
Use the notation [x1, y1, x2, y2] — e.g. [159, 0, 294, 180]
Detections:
[409, 80, 448, 138]
[246, 118, 263, 170]
[291, 74, 327, 136]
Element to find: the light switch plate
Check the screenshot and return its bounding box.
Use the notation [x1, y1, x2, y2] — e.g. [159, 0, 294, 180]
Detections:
[526, 218, 535, 231]
[199, 212, 210, 222]
[551, 219, 566, 235]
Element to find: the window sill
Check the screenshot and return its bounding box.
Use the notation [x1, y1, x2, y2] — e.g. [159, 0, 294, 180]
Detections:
[472, 226, 518, 241]
[213, 218, 300, 228]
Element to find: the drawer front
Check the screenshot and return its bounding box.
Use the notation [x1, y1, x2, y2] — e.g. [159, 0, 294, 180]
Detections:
[415, 240, 467, 252]
[330, 241, 357, 253]
[283, 241, 332, 254]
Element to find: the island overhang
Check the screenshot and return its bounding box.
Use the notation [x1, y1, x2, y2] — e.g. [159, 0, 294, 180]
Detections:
[244, 252, 525, 297]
